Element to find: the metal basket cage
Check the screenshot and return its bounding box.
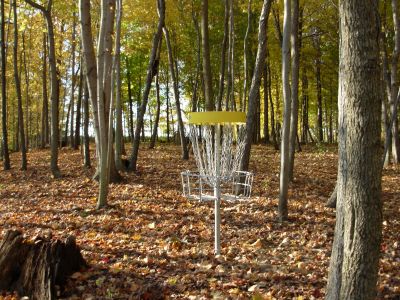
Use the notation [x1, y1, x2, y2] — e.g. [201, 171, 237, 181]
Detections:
[181, 170, 253, 202]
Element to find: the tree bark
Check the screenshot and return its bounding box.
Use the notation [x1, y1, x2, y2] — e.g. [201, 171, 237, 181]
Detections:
[263, 65, 269, 143]
[278, 0, 292, 222]
[126, 57, 134, 143]
[1, 0, 10, 170]
[326, 1, 382, 298]
[313, 30, 323, 143]
[240, 0, 272, 171]
[129, 0, 165, 171]
[13, 0, 27, 170]
[0, 230, 87, 299]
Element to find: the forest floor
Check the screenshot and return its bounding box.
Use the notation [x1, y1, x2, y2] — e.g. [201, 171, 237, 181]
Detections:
[0, 144, 399, 299]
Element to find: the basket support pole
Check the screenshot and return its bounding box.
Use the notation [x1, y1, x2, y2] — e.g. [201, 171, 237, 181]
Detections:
[214, 125, 221, 255]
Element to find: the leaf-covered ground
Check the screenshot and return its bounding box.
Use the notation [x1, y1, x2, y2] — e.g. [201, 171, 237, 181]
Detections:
[0, 144, 399, 299]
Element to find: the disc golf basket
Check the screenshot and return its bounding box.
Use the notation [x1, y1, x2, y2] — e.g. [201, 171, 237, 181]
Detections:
[181, 111, 254, 255]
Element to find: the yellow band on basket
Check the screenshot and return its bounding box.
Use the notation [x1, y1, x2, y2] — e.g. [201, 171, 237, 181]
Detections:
[188, 111, 246, 125]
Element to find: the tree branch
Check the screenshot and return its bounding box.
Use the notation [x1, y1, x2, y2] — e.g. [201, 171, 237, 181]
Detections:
[24, 0, 46, 12]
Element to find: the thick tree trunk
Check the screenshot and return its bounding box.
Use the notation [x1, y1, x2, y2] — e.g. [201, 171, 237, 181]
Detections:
[129, 0, 165, 171]
[164, 26, 189, 159]
[326, 1, 382, 299]
[241, 0, 272, 171]
[1, 0, 10, 170]
[278, 0, 292, 222]
[201, 0, 213, 111]
[0, 230, 87, 299]
[288, 0, 300, 182]
[13, 0, 27, 170]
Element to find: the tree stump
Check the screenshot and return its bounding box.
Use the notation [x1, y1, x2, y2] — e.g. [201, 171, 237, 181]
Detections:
[0, 230, 87, 300]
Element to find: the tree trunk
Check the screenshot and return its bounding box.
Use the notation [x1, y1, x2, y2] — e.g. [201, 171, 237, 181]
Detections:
[114, 0, 123, 170]
[74, 62, 83, 150]
[1, 0, 10, 170]
[164, 26, 189, 159]
[216, 0, 228, 111]
[288, 0, 300, 182]
[268, 61, 279, 150]
[242, 0, 252, 112]
[83, 78, 91, 168]
[278, 0, 291, 222]
[149, 71, 161, 149]
[240, 0, 272, 171]
[263, 65, 269, 143]
[326, 1, 382, 298]
[129, 0, 165, 171]
[0, 230, 87, 299]
[23, 3, 59, 175]
[13, 0, 27, 170]
[314, 31, 323, 143]
[126, 57, 134, 143]
[80, 0, 101, 163]
[166, 67, 170, 142]
[41, 32, 49, 149]
[201, 0, 213, 111]
[70, 12, 77, 149]
[301, 67, 309, 143]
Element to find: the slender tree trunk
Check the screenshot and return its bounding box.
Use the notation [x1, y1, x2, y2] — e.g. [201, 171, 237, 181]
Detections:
[13, 0, 27, 170]
[191, 10, 201, 113]
[25, 0, 61, 177]
[326, 1, 382, 298]
[22, 31, 30, 151]
[226, 0, 235, 111]
[74, 62, 82, 150]
[217, 0, 229, 111]
[263, 65, 269, 143]
[201, 0, 213, 111]
[1, 0, 10, 170]
[278, 0, 292, 222]
[83, 79, 90, 168]
[301, 67, 309, 143]
[242, 0, 252, 112]
[129, 0, 165, 171]
[268, 62, 278, 150]
[240, 0, 272, 171]
[126, 57, 134, 143]
[164, 26, 189, 159]
[314, 31, 323, 143]
[149, 71, 161, 149]
[288, 0, 299, 182]
[41, 33, 49, 148]
[80, 0, 101, 164]
[70, 12, 77, 149]
[114, 0, 123, 170]
[64, 103, 71, 146]
[166, 67, 170, 142]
